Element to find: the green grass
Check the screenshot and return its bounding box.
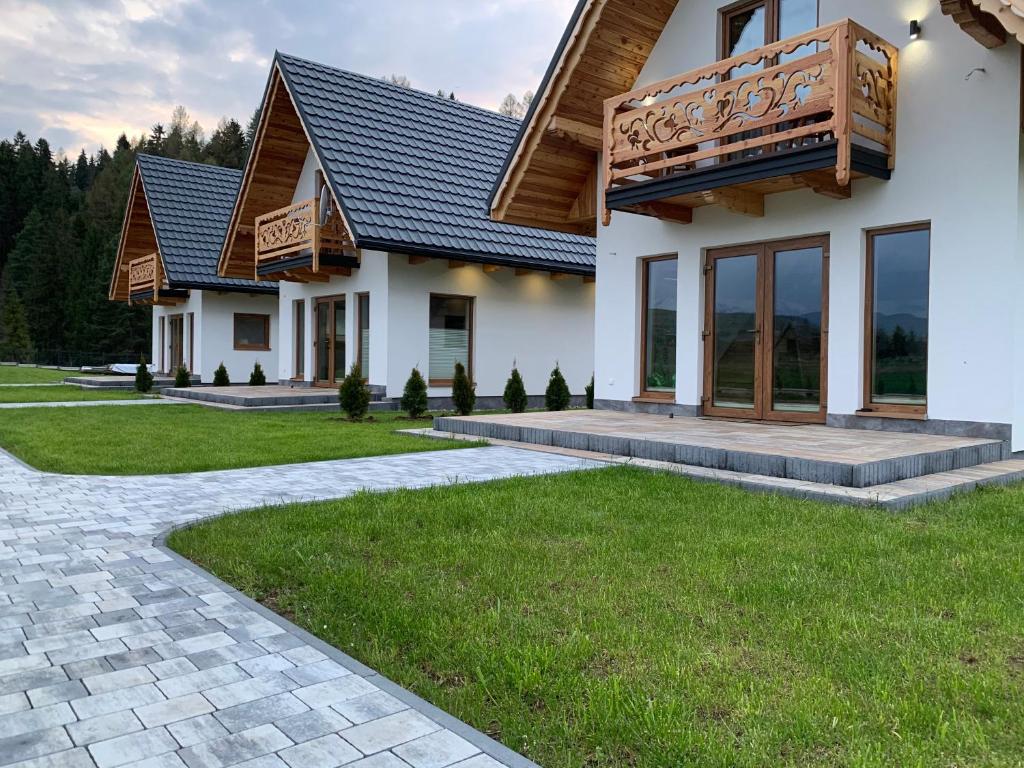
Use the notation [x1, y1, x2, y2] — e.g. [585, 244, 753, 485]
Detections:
[0, 405, 471, 474]
[0, 365, 71, 384]
[169, 467, 1024, 767]
[0, 385, 145, 404]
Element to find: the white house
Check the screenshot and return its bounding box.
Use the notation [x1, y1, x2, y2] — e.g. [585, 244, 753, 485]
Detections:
[109, 154, 279, 383]
[490, 0, 1024, 448]
[217, 54, 596, 405]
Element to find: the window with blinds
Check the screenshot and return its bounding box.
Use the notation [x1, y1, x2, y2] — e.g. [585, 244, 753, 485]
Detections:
[357, 293, 370, 380]
[429, 295, 472, 383]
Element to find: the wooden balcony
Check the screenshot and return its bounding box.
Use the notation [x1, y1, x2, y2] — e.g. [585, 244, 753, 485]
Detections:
[602, 19, 898, 224]
[254, 195, 358, 283]
[128, 253, 186, 306]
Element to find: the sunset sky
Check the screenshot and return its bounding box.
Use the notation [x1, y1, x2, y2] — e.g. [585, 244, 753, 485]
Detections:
[0, 0, 576, 156]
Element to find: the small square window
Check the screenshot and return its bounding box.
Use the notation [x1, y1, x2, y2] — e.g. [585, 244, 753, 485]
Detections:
[234, 313, 271, 351]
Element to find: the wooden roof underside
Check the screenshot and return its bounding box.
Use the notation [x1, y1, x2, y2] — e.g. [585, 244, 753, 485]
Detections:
[490, 0, 678, 235]
[218, 66, 312, 279]
[108, 167, 160, 302]
[966, 0, 1024, 44]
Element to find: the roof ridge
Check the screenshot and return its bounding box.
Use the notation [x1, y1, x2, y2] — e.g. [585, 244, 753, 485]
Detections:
[275, 51, 522, 127]
[136, 153, 243, 178]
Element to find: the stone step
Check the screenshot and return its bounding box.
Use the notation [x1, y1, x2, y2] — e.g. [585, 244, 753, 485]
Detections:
[433, 414, 1009, 489]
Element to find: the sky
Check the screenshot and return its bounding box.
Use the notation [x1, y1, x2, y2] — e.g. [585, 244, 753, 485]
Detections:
[0, 0, 576, 157]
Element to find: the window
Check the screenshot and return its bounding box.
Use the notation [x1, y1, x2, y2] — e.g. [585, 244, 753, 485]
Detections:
[234, 313, 271, 351]
[720, 0, 818, 59]
[640, 256, 677, 397]
[357, 293, 370, 380]
[864, 225, 930, 413]
[429, 295, 473, 384]
[293, 301, 304, 379]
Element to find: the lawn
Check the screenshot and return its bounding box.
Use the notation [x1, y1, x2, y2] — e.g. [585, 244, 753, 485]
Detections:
[169, 467, 1024, 768]
[0, 385, 145, 404]
[0, 405, 472, 474]
[0, 365, 72, 384]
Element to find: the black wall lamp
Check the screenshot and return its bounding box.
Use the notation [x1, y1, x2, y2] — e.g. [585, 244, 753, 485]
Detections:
[909, 19, 922, 40]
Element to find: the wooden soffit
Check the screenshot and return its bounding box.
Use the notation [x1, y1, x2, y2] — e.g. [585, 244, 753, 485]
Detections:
[109, 166, 161, 302]
[967, 0, 1024, 43]
[941, 0, 1011, 46]
[490, 0, 678, 235]
[218, 64, 315, 280]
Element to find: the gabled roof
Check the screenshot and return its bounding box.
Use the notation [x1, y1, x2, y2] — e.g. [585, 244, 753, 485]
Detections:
[110, 155, 276, 301]
[489, 0, 679, 234]
[219, 53, 595, 277]
[135, 155, 275, 292]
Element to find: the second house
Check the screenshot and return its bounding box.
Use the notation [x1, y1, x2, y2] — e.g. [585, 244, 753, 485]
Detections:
[217, 53, 596, 404]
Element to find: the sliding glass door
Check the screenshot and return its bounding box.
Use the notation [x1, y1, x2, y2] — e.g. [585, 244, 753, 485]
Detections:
[703, 236, 828, 421]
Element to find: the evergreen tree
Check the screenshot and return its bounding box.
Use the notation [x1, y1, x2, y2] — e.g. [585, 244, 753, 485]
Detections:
[248, 361, 267, 386]
[213, 362, 230, 386]
[545, 364, 571, 411]
[0, 282, 32, 361]
[174, 365, 191, 388]
[585, 374, 595, 409]
[451, 361, 475, 416]
[503, 365, 528, 413]
[400, 367, 428, 417]
[338, 363, 370, 419]
[147, 124, 166, 154]
[205, 118, 246, 169]
[74, 149, 90, 190]
[244, 108, 261, 156]
[135, 355, 153, 393]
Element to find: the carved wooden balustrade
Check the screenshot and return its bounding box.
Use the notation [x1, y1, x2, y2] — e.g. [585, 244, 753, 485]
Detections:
[128, 253, 160, 303]
[254, 195, 355, 277]
[602, 19, 898, 224]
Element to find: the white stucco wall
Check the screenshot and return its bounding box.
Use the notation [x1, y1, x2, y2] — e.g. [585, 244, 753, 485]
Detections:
[276, 252, 595, 398]
[152, 290, 279, 384]
[595, 0, 1023, 443]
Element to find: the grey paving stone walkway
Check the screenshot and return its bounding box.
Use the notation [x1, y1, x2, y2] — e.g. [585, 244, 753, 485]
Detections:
[0, 399, 171, 410]
[0, 445, 603, 767]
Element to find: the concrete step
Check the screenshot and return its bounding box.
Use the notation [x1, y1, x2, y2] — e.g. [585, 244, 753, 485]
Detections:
[433, 413, 1010, 489]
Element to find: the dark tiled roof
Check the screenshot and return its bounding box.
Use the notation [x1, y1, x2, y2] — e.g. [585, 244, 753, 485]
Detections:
[276, 53, 595, 273]
[137, 154, 276, 293]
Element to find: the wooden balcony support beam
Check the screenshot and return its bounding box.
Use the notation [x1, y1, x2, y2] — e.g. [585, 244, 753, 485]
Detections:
[408, 255, 429, 265]
[482, 264, 503, 273]
[627, 201, 693, 225]
[583, 275, 596, 284]
[550, 272, 570, 281]
[698, 189, 764, 217]
[940, 0, 1007, 48]
[546, 116, 603, 151]
[804, 171, 852, 200]
[448, 260, 466, 269]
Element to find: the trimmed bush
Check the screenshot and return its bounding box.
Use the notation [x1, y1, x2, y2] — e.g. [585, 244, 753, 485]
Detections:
[213, 363, 230, 387]
[585, 374, 595, 409]
[338, 363, 370, 419]
[503, 366, 528, 413]
[249, 362, 267, 386]
[400, 367, 428, 418]
[174, 366, 191, 388]
[451, 361, 475, 416]
[545, 364, 571, 411]
[135, 355, 154, 393]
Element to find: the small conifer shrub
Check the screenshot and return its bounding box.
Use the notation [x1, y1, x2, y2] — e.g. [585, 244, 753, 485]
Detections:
[213, 362, 230, 387]
[135, 355, 154, 393]
[545, 364, 571, 411]
[451, 361, 476, 416]
[249, 361, 267, 386]
[338, 363, 370, 419]
[503, 366, 528, 413]
[585, 374, 595, 409]
[400, 367, 428, 418]
[174, 365, 191, 388]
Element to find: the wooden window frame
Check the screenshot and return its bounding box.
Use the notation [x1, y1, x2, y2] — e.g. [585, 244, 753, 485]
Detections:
[292, 300, 305, 380]
[717, 0, 819, 57]
[233, 313, 271, 352]
[638, 254, 679, 401]
[158, 316, 165, 372]
[356, 292, 370, 382]
[861, 223, 930, 418]
[186, 312, 194, 374]
[428, 293, 474, 387]
[167, 313, 185, 373]
[313, 294, 346, 387]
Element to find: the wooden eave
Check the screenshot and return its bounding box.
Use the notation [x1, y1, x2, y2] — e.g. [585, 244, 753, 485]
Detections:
[489, 0, 678, 235]
[109, 166, 165, 302]
[218, 62, 350, 280]
[944, 0, 1010, 47]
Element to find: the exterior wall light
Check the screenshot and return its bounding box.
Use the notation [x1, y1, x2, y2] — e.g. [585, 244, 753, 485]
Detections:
[909, 20, 922, 40]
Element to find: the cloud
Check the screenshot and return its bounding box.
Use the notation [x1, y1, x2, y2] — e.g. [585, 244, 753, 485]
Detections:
[0, 0, 577, 156]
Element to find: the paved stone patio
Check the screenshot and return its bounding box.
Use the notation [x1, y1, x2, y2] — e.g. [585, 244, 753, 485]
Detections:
[0, 445, 602, 767]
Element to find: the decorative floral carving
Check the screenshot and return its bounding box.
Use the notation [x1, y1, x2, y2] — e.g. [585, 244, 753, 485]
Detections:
[618, 64, 826, 156]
